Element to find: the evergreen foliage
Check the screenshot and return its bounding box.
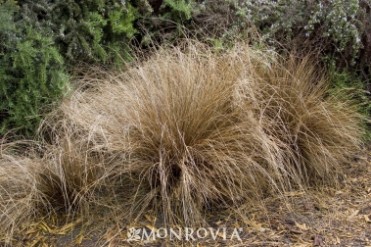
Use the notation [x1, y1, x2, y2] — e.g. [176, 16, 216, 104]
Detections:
[18, 0, 138, 64]
[0, 0, 198, 137]
[134, 0, 195, 46]
[0, 0, 68, 136]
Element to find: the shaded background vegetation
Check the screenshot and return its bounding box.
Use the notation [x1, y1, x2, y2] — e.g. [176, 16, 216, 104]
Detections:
[0, 0, 370, 138]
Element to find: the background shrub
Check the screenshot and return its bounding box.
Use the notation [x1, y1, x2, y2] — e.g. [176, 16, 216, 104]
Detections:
[235, 0, 370, 87]
[0, 0, 370, 138]
[0, 0, 68, 137]
[233, 0, 362, 63]
[0, 0, 196, 137]
[18, 0, 138, 64]
[132, 0, 195, 47]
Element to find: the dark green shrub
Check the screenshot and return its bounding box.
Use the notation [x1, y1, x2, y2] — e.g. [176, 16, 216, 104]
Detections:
[18, 0, 138, 64]
[133, 0, 195, 46]
[0, 0, 201, 137]
[0, 0, 69, 137]
[0, 0, 204, 138]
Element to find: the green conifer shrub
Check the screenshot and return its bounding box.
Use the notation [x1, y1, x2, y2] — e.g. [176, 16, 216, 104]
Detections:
[0, 0, 202, 137]
[0, 0, 200, 137]
[133, 0, 195, 46]
[0, 0, 69, 136]
[18, 0, 138, 64]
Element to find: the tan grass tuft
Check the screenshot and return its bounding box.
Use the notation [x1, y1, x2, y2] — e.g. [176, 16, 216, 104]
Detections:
[0, 44, 363, 235]
[0, 143, 46, 241]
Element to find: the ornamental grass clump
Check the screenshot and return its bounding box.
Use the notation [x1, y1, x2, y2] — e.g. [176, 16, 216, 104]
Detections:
[40, 44, 361, 225]
[0, 44, 363, 236]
